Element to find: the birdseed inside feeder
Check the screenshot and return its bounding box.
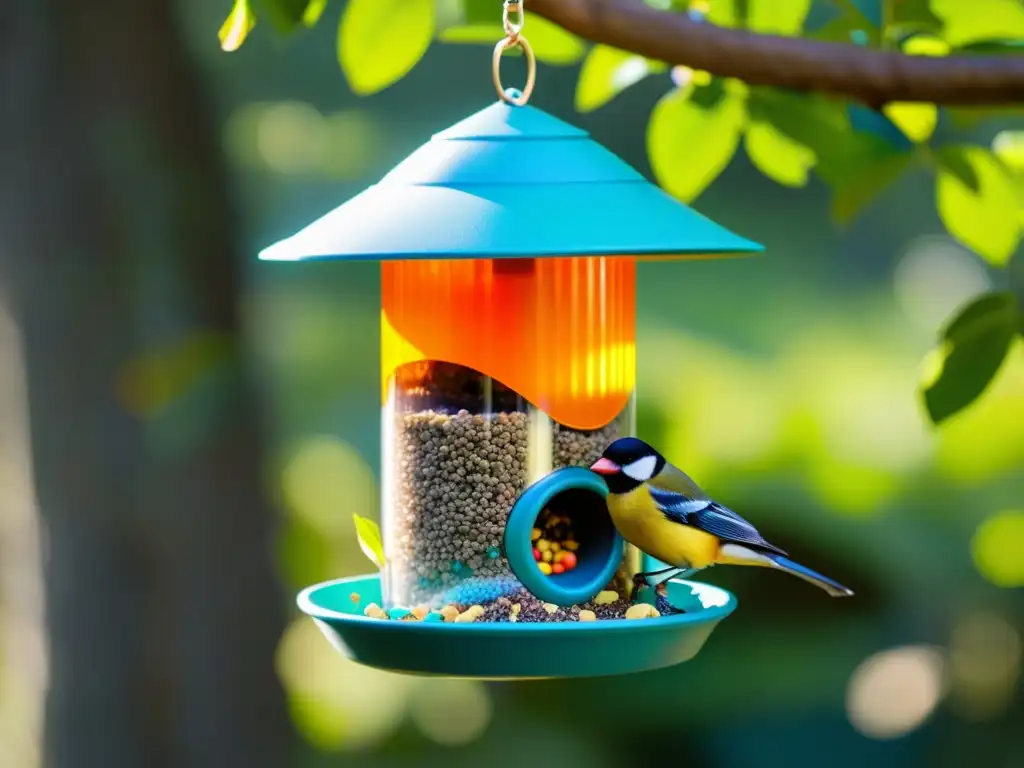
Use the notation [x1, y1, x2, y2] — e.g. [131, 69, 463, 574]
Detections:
[276, 2, 758, 679]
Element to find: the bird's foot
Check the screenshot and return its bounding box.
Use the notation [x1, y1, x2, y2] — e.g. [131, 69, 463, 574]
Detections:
[654, 583, 687, 616]
[631, 573, 650, 603]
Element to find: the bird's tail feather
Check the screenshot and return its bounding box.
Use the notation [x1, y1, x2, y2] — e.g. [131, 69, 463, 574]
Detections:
[766, 555, 854, 597]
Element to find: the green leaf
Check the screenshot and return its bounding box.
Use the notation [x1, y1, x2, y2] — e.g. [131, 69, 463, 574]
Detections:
[830, 151, 913, 225]
[744, 119, 816, 187]
[882, 102, 937, 143]
[747, 0, 813, 35]
[809, 13, 881, 45]
[993, 131, 1024, 174]
[901, 34, 950, 56]
[647, 84, 746, 203]
[705, 0, 747, 28]
[921, 292, 1020, 424]
[437, 23, 502, 43]
[947, 105, 1024, 130]
[890, 0, 944, 36]
[353, 513, 387, 570]
[521, 17, 587, 65]
[338, 0, 435, 95]
[252, 0, 309, 34]
[437, 18, 585, 65]
[746, 88, 853, 170]
[936, 146, 1022, 266]
[302, 0, 328, 27]
[932, 0, 1024, 46]
[219, 0, 256, 51]
[575, 46, 665, 112]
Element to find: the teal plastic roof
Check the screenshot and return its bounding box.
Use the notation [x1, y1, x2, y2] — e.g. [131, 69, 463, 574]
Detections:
[259, 96, 762, 261]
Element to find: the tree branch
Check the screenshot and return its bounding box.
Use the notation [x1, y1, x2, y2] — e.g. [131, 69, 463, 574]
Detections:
[527, 0, 1024, 107]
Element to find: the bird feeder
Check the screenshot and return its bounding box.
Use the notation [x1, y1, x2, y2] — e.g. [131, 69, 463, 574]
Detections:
[272, 3, 759, 679]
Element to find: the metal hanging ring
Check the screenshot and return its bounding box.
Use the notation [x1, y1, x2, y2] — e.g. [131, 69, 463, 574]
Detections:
[492, 34, 536, 106]
[502, 1, 524, 39]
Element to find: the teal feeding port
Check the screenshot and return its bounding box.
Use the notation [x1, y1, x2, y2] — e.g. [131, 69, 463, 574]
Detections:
[265, 71, 760, 677]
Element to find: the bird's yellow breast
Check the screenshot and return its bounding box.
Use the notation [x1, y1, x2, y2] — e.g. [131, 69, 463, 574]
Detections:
[606, 486, 721, 569]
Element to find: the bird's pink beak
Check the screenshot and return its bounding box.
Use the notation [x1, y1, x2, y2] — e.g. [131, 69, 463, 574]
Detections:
[590, 457, 620, 475]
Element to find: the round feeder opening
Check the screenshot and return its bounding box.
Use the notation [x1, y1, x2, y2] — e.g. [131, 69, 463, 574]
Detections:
[504, 467, 622, 606]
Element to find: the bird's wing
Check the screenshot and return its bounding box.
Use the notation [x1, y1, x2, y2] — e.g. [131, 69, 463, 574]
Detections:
[647, 467, 788, 556]
[691, 503, 788, 556]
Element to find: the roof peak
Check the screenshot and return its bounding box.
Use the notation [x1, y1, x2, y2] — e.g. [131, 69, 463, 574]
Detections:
[433, 98, 589, 141]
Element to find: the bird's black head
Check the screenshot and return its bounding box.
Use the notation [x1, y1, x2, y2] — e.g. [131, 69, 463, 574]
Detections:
[590, 437, 666, 494]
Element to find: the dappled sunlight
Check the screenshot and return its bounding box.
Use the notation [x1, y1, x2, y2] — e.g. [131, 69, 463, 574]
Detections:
[893, 236, 994, 335]
[224, 101, 381, 179]
[276, 618, 416, 751]
[281, 435, 377, 538]
[934, 342, 1024, 484]
[408, 679, 493, 746]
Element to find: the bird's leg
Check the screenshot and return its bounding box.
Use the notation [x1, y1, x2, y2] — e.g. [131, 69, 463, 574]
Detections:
[654, 581, 687, 616]
[631, 567, 678, 602]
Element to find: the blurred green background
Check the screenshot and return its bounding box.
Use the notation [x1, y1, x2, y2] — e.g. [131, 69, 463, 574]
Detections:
[0, 0, 1022, 767]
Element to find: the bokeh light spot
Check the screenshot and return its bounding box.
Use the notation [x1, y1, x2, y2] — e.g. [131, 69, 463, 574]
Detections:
[408, 678, 493, 746]
[281, 436, 377, 538]
[949, 612, 1022, 721]
[971, 510, 1024, 587]
[276, 618, 415, 751]
[893, 237, 992, 334]
[846, 645, 946, 739]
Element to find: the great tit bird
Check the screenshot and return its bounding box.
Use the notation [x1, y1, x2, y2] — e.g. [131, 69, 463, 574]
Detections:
[590, 437, 853, 613]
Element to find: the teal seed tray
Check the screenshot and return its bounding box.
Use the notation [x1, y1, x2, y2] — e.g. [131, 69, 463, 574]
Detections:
[297, 573, 737, 680]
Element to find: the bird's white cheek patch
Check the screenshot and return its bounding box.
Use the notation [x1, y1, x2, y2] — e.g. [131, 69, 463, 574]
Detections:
[622, 455, 658, 481]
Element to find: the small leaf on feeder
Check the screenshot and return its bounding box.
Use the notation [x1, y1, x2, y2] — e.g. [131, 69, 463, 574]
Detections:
[353, 513, 387, 570]
[338, 0, 435, 95]
[936, 146, 1021, 267]
[921, 292, 1020, 424]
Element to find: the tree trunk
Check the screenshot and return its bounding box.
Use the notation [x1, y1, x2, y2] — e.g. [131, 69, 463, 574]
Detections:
[0, 2, 293, 767]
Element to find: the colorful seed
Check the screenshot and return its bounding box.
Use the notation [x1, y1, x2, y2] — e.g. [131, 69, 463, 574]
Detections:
[560, 552, 577, 570]
[537, 561, 552, 575]
[625, 603, 660, 619]
[531, 528, 542, 541]
[533, 547, 542, 561]
[552, 563, 565, 575]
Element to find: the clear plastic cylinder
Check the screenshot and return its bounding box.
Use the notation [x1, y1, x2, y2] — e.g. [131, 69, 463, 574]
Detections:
[380, 257, 640, 622]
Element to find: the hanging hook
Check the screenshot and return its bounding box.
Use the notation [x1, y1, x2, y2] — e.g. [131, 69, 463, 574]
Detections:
[502, 0, 524, 41]
[494, 0, 535, 105]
